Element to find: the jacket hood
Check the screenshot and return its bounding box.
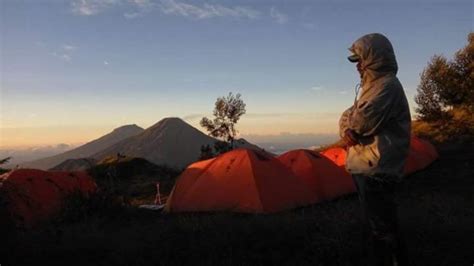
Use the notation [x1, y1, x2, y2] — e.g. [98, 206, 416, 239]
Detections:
[350, 33, 398, 83]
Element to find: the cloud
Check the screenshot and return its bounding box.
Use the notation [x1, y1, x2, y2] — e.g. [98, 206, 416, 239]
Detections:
[51, 44, 77, 62]
[310, 86, 324, 92]
[61, 54, 72, 61]
[245, 113, 293, 118]
[130, 0, 153, 8]
[124, 0, 155, 19]
[62, 44, 77, 51]
[270, 7, 288, 24]
[52, 52, 72, 62]
[239, 132, 339, 154]
[338, 90, 349, 95]
[72, 0, 261, 21]
[104, 60, 109, 65]
[71, 0, 121, 16]
[245, 112, 340, 119]
[301, 22, 317, 30]
[159, 0, 260, 20]
[124, 12, 142, 18]
[182, 113, 205, 121]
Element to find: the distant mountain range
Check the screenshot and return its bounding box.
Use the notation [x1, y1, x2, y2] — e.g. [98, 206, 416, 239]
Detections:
[21, 118, 262, 170]
[91, 117, 262, 169]
[20, 124, 144, 170]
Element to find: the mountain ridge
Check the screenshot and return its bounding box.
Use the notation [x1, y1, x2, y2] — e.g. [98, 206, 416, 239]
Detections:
[20, 124, 145, 170]
[92, 117, 262, 169]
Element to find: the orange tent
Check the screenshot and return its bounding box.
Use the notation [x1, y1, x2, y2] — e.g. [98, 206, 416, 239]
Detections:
[0, 169, 96, 227]
[320, 136, 438, 176]
[320, 147, 347, 167]
[278, 149, 355, 202]
[404, 136, 439, 175]
[165, 149, 314, 213]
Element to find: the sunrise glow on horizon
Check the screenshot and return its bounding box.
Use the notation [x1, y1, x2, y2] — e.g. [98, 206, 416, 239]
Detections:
[1, 0, 472, 148]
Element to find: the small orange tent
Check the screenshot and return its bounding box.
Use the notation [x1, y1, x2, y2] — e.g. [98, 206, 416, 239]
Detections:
[320, 136, 438, 176]
[165, 149, 314, 213]
[320, 147, 347, 167]
[404, 136, 439, 175]
[0, 169, 96, 227]
[277, 150, 355, 202]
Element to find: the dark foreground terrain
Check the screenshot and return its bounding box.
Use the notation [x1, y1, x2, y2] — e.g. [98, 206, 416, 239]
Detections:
[3, 144, 474, 266]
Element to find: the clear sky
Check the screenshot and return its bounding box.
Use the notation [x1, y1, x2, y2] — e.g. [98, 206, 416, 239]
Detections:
[1, 0, 473, 148]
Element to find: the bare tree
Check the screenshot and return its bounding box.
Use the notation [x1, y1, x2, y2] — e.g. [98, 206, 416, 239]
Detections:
[200, 92, 246, 153]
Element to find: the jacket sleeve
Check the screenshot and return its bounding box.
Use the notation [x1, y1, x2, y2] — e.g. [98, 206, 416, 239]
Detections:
[349, 83, 397, 137]
[339, 106, 354, 139]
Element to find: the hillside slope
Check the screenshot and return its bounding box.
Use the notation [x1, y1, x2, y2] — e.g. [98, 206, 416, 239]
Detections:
[92, 117, 262, 169]
[20, 125, 144, 170]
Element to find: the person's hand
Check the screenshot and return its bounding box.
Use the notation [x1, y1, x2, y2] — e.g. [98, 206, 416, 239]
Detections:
[343, 129, 359, 147]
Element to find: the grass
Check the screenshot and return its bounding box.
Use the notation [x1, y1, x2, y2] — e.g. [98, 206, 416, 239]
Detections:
[87, 156, 181, 205]
[2, 143, 474, 266]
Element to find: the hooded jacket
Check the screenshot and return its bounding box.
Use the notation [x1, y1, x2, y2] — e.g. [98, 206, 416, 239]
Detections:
[339, 33, 411, 180]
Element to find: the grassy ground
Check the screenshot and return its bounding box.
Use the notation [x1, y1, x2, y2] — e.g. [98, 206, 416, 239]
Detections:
[3, 143, 474, 266]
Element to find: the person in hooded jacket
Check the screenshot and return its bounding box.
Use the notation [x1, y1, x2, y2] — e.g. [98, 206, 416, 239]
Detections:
[339, 33, 411, 266]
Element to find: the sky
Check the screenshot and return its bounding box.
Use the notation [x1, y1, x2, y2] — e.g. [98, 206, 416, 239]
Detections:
[1, 0, 473, 148]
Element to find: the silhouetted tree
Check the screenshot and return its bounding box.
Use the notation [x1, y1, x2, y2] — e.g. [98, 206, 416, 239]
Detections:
[213, 140, 233, 154]
[200, 92, 246, 151]
[198, 144, 214, 160]
[0, 157, 12, 175]
[415, 32, 474, 121]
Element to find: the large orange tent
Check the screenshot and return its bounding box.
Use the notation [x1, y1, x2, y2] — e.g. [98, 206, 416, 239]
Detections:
[165, 149, 314, 213]
[0, 169, 96, 227]
[320, 136, 438, 176]
[277, 149, 355, 202]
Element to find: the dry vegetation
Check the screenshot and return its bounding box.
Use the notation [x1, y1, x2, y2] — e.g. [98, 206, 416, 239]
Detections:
[2, 143, 473, 266]
[412, 107, 474, 144]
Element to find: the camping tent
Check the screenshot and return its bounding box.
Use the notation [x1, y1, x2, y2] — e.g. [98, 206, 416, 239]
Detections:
[320, 136, 438, 176]
[165, 149, 314, 213]
[0, 169, 96, 227]
[403, 136, 439, 174]
[320, 147, 347, 167]
[277, 149, 355, 202]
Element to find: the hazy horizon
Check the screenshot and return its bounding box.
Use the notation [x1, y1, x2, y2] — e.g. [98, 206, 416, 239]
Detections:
[1, 0, 472, 148]
[0, 121, 339, 165]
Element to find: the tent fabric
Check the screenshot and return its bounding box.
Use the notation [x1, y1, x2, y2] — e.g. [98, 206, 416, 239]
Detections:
[403, 136, 439, 175]
[165, 149, 314, 213]
[320, 147, 347, 167]
[0, 169, 96, 227]
[277, 149, 355, 203]
[321, 136, 438, 176]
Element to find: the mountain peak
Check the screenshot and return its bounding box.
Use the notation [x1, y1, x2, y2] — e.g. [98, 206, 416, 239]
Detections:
[92, 117, 264, 169]
[113, 124, 143, 132]
[160, 117, 185, 124]
[148, 117, 189, 130]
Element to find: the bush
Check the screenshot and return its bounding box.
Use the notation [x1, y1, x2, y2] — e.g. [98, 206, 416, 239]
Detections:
[412, 107, 474, 143]
[414, 32, 473, 143]
[88, 157, 181, 205]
